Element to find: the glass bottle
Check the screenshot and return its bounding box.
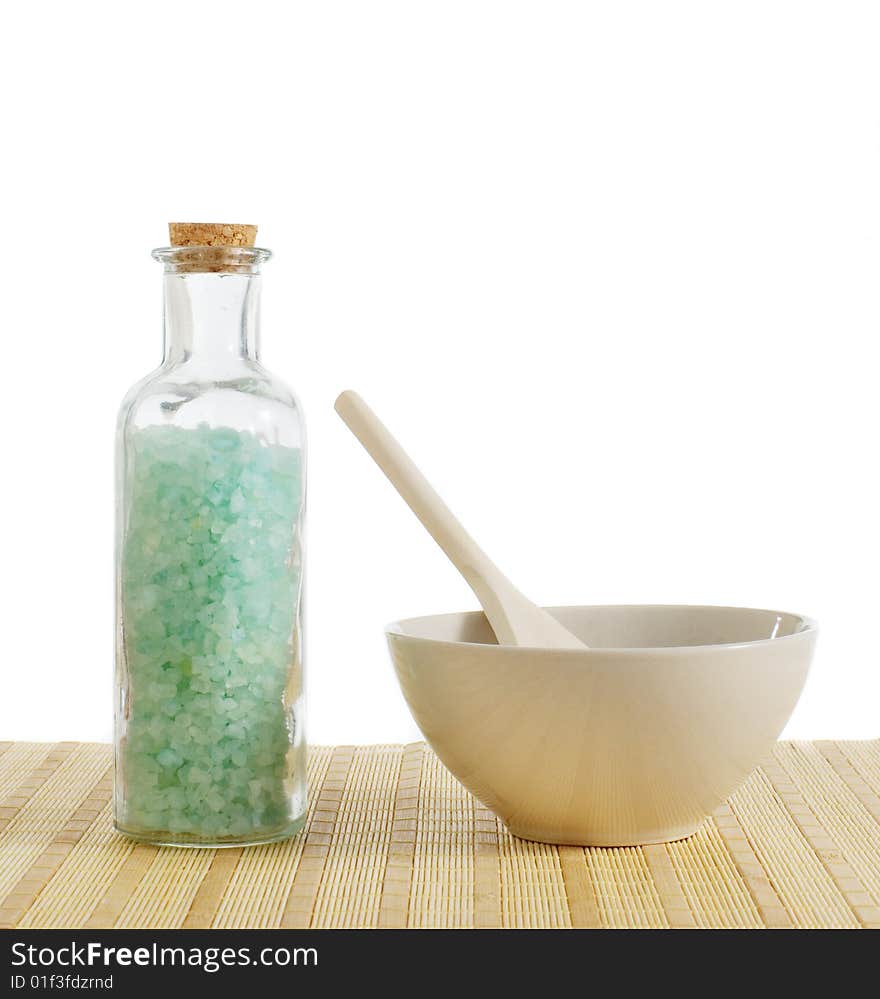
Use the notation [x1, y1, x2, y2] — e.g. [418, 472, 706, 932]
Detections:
[114, 230, 306, 847]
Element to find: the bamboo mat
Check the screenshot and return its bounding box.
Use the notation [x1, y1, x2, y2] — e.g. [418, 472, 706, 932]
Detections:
[0, 740, 879, 929]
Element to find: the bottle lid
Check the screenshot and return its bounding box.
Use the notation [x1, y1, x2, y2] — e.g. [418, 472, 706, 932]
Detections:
[168, 222, 258, 247]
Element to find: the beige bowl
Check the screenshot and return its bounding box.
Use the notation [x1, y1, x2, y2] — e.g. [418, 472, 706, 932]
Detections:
[386, 604, 816, 846]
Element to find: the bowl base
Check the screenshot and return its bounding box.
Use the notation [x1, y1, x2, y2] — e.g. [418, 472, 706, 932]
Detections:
[505, 820, 704, 847]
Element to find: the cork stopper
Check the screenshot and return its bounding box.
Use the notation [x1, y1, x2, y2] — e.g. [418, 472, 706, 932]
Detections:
[158, 223, 267, 273]
[169, 222, 258, 248]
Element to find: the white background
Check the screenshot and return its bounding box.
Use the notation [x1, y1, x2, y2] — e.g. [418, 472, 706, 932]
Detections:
[1, 2, 877, 745]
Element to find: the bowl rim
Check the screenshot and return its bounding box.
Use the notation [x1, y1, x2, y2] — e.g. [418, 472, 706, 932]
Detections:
[384, 603, 818, 654]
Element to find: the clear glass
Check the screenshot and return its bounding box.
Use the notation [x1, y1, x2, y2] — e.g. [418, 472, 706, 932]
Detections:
[114, 245, 306, 847]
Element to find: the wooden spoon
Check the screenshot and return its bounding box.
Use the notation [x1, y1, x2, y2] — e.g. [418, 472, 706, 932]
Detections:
[335, 391, 587, 649]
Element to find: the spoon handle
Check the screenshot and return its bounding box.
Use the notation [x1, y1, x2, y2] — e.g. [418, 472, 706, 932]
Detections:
[334, 390, 521, 639]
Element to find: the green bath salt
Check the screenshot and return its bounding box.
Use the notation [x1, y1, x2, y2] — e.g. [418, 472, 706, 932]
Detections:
[117, 424, 304, 841]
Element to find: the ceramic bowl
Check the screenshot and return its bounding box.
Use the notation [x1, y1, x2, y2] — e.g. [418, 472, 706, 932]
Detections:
[386, 604, 816, 846]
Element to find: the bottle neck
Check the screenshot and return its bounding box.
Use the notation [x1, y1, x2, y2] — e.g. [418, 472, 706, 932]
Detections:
[162, 271, 261, 371]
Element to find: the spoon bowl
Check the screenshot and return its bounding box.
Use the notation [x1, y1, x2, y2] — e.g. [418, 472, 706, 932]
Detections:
[386, 603, 816, 845]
